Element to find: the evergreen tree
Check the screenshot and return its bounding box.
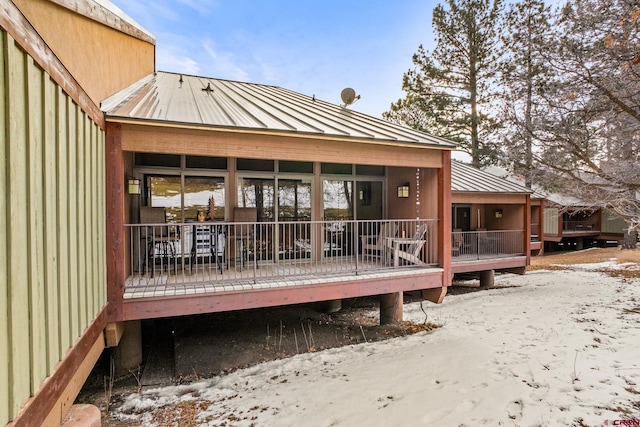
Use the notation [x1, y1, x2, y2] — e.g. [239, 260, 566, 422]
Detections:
[499, 0, 552, 188]
[530, 0, 640, 243]
[384, 0, 503, 167]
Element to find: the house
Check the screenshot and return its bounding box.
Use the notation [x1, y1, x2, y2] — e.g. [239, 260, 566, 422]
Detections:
[450, 161, 532, 286]
[2, 1, 459, 425]
[541, 194, 628, 251]
[1, 0, 154, 425]
[101, 70, 457, 365]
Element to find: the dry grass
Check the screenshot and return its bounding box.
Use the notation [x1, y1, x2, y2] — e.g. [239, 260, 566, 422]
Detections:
[529, 247, 640, 278]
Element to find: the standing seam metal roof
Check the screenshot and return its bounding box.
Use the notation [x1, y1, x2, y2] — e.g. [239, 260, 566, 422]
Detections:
[101, 71, 457, 148]
[451, 161, 532, 194]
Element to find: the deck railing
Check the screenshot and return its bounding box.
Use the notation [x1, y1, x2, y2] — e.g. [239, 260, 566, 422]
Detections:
[125, 219, 439, 288]
[451, 230, 525, 261]
[563, 221, 598, 232]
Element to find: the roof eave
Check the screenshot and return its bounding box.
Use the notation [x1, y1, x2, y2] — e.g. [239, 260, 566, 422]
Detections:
[104, 115, 457, 150]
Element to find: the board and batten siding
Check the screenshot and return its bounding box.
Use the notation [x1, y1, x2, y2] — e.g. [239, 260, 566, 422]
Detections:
[1, 30, 107, 424]
[601, 210, 627, 234]
[543, 207, 560, 235]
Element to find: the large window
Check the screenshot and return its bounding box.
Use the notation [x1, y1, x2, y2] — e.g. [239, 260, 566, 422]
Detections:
[237, 178, 275, 221]
[323, 180, 353, 220]
[278, 179, 311, 221]
[183, 176, 225, 221]
[146, 175, 225, 222]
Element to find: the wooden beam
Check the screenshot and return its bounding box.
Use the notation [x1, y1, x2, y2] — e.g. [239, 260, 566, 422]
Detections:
[122, 272, 446, 321]
[451, 256, 528, 274]
[117, 123, 446, 169]
[439, 151, 452, 285]
[105, 123, 125, 322]
[104, 322, 125, 348]
[451, 193, 527, 204]
[421, 286, 448, 304]
[43, 0, 155, 44]
[7, 306, 108, 427]
[0, 0, 105, 129]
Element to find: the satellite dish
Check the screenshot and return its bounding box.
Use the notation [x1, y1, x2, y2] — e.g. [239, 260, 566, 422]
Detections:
[340, 87, 361, 107]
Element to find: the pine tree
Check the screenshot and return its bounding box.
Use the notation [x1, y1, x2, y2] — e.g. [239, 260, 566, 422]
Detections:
[499, 0, 552, 188]
[530, 0, 640, 243]
[384, 0, 503, 167]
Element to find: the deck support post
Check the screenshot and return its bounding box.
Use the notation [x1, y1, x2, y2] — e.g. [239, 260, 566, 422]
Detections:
[421, 286, 447, 304]
[380, 292, 403, 325]
[505, 266, 526, 275]
[111, 320, 142, 377]
[576, 238, 584, 251]
[479, 270, 494, 288]
[322, 299, 342, 314]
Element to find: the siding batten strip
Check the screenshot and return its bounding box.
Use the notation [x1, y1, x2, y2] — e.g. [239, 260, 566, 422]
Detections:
[0, 29, 10, 425]
[26, 54, 48, 394]
[67, 98, 79, 339]
[57, 86, 71, 355]
[7, 34, 31, 418]
[44, 73, 60, 372]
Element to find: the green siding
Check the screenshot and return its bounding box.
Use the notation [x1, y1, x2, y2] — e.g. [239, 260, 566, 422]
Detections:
[543, 208, 559, 234]
[7, 31, 31, 417]
[0, 29, 9, 426]
[43, 65, 60, 373]
[1, 32, 107, 424]
[602, 210, 627, 234]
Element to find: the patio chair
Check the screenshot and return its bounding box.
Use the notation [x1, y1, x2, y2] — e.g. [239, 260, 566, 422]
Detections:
[452, 228, 464, 257]
[387, 224, 428, 266]
[232, 207, 257, 269]
[140, 206, 178, 276]
[361, 221, 397, 261]
[190, 223, 226, 274]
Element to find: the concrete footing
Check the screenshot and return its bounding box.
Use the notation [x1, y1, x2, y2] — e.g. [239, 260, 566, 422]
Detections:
[479, 270, 495, 288]
[380, 292, 403, 325]
[111, 320, 142, 377]
[61, 404, 101, 427]
[322, 299, 342, 314]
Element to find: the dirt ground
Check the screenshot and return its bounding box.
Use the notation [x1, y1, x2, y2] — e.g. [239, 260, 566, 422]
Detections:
[76, 246, 639, 426]
[77, 297, 440, 426]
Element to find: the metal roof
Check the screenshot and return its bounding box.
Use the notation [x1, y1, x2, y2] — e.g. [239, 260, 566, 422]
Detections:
[101, 71, 457, 148]
[451, 161, 532, 194]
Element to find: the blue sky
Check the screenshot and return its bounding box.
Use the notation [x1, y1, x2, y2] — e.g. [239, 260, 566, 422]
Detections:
[109, 0, 438, 117]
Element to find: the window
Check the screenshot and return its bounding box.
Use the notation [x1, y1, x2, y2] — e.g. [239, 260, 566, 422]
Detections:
[186, 156, 227, 170]
[146, 175, 225, 222]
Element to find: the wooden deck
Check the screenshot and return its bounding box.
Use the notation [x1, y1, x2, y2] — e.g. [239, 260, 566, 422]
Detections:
[121, 259, 445, 321]
[451, 255, 528, 274]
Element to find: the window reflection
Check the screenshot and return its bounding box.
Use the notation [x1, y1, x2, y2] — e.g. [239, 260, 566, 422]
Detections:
[147, 176, 181, 222]
[323, 180, 353, 220]
[278, 179, 311, 221]
[238, 178, 275, 221]
[183, 177, 225, 221]
[146, 175, 225, 222]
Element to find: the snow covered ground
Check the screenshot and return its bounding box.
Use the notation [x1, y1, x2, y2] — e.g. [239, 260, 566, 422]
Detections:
[114, 260, 640, 426]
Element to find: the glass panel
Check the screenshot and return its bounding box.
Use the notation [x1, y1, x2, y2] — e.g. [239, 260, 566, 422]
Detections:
[279, 160, 313, 174]
[237, 178, 275, 221]
[136, 153, 181, 167]
[323, 180, 353, 220]
[356, 164, 385, 176]
[185, 156, 227, 170]
[278, 179, 311, 221]
[147, 175, 181, 222]
[321, 163, 352, 175]
[356, 181, 383, 220]
[183, 176, 225, 221]
[237, 158, 274, 172]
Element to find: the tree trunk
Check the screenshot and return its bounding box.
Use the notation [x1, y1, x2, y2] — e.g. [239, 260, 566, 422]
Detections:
[622, 229, 638, 250]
